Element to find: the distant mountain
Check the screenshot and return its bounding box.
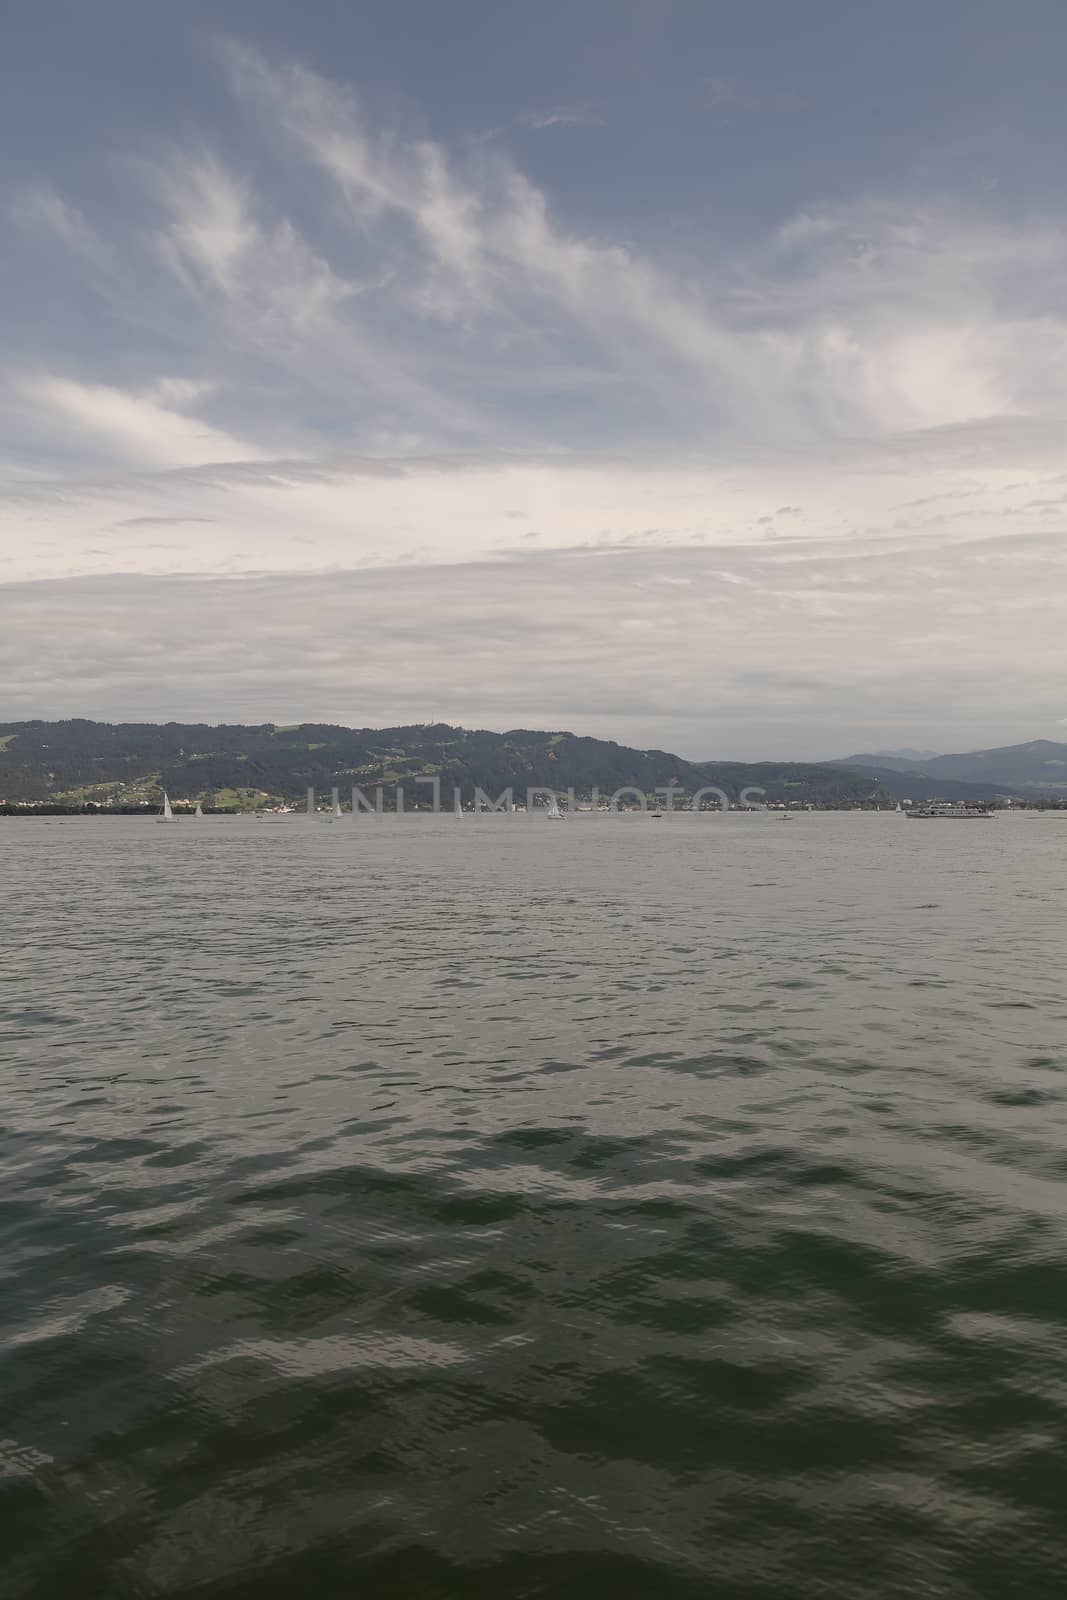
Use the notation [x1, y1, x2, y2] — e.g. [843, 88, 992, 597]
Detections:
[0, 719, 891, 809]
[866, 747, 939, 762]
[834, 738, 1067, 796]
[838, 752, 933, 775]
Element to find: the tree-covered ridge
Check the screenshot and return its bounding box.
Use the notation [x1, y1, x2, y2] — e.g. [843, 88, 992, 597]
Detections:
[0, 719, 891, 807]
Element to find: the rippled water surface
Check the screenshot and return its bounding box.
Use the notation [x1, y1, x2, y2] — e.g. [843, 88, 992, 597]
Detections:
[3, 812, 1067, 1598]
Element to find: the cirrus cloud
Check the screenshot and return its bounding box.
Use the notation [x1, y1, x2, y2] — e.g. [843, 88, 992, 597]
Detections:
[3, 41, 1066, 755]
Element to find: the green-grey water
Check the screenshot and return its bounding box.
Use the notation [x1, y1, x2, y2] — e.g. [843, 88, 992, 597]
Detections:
[2, 813, 1066, 1598]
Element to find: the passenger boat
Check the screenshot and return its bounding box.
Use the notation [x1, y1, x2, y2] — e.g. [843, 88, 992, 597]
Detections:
[906, 800, 995, 819]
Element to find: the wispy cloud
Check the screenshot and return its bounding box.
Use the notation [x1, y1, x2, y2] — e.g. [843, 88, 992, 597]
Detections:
[19, 375, 264, 469]
[5, 40, 1067, 750]
[9, 42, 1067, 470]
[10, 184, 109, 267]
[701, 77, 806, 113]
[518, 104, 604, 130]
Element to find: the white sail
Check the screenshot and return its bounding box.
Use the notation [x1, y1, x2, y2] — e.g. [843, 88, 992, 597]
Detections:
[194, 802, 204, 818]
[454, 792, 463, 816]
[332, 797, 343, 820]
[547, 793, 563, 820]
[157, 790, 177, 823]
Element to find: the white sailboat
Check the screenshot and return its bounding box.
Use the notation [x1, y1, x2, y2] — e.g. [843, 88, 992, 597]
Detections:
[194, 802, 204, 818]
[454, 791, 464, 817]
[156, 791, 178, 824]
[547, 794, 565, 821]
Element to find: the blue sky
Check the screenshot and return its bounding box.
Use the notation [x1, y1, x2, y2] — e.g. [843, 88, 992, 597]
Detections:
[3, 2, 1066, 756]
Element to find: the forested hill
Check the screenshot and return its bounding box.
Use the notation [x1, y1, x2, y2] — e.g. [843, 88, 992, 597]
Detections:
[0, 719, 890, 808]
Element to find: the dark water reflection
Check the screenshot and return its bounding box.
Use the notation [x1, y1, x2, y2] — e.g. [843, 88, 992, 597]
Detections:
[2, 813, 1066, 1597]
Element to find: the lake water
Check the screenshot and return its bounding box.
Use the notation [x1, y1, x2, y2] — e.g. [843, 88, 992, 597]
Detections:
[2, 813, 1066, 1598]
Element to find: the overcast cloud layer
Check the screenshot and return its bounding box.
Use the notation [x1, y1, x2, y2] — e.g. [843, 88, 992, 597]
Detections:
[3, 4, 1066, 757]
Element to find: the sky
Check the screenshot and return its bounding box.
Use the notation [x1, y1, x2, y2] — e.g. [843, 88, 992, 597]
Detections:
[3, 0, 1067, 759]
